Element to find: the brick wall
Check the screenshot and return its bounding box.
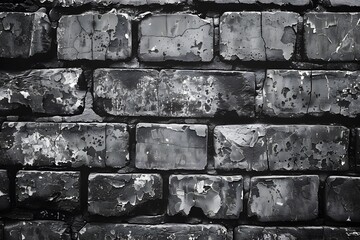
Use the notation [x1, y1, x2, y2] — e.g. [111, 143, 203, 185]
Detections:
[0, 0, 360, 239]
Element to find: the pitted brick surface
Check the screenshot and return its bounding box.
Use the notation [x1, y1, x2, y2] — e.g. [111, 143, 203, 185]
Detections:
[0, 170, 10, 211]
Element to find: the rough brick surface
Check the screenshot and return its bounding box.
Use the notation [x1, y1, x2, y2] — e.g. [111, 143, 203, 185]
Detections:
[4, 221, 71, 240]
[40, 0, 186, 6]
[326, 176, 360, 222]
[305, 13, 360, 61]
[78, 223, 227, 239]
[266, 125, 349, 171]
[0, 69, 86, 115]
[235, 226, 324, 240]
[57, 11, 131, 60]
[324, 227, 360, 239]
[16, 170, 80, 212]
[159, 70, 256, 117]
[135, 123, 207, 170]
[200, 0, 309, 4]
[138, 14, 213, 62]
[248, 175, 319, 221]
[1, 122, 129, 168]
[88, 173, 162, 216]
[0, 11, 51, 58]
[213, 125, 267, 171]
[0, 170, 10, 211]
[328, 0, 360, 6]
[168, 174, 243, 219]
[94, 69, 159, 116]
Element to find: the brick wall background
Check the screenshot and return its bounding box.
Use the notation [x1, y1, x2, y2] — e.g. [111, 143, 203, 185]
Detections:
[0, 0, 360, 239]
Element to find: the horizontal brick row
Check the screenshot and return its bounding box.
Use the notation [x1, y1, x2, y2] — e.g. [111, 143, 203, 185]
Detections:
[2, 11, 360, 62]
[1, 221, 360, 239]
[1, 171, 359, 222]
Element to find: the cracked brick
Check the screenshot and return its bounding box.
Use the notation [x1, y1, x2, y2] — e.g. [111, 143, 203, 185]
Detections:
[305, 13, 360, 61]
[138, 14, 214, 62]
[248, 175, 319, 222]
[0, 122, 129, 168]
[57, 11, 131, 60]
[93, 69, 159, 116]
[135, 123, 207, 170]
[0, 68, 86, 116]
[78, 223, 227, 239]
[16, 170, 80, 212]
[88, 173, 162, 217]
[326, 176, 360, 222]
[0, 11, 51, 58]
[0, 170, 10, 211]
[168, 174, 243, 219]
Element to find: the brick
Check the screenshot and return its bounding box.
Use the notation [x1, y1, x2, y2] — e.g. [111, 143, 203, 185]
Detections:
[40, 0, 186, 6]
[0, 170, 10, 211]
[135, 123, 207, 170]
[198, 0, 309, 5]
[328, 0, 360, 6]
[213, 125, 267, 171]
[324, 227, 360, 240]
[235, 226, 324, 240]
[304, 13, 360, 61]
[16, 170, 80, 212]
[220, 12, 264, 61]
[309, 71, 360, 117]
[1, 122, 129, 168]
[94, 69, 159, 116]
[262, 12, 299, 61]
[168, 174, 243, 219]
[0, 11, 51, 58]
[4, 221, 71, 240]
[248, 175, 319, 221]
[159, 70, 256, 117]
[88, 173, 162, 217]
[57, 11, 131, 60]
[138, 14, 213, 62]
[326, 176, 360, 222]
[78, 223, 227, 239]
[0, 68, 86, 115]
[266, 125, 349, 171]
[261, 70, 311, 117]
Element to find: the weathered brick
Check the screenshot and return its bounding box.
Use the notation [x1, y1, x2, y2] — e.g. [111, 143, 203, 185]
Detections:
[261, 70, 311, 117]
[168, 174, 243, 219]
[309, 71, 360, 117]
[4, 221, 71, 240]
[234, 226, 324, 240]
[88, 173, 162, 217]
[94, 69, 159, 116]
[57, 11, 131, 60]
[248, 175, 319, 221]
[324, 227, 360, 240]
[198, 0, 309, 5]
[138, 14, 213, 62]
[220, 12, 264, 61]
[135, 123, 207, 170]
[0, 11, 51, 58]
[0, 69, 86, 115]
[0, 170, 10, 211]
[266, 125, 349, 171]
[328, 0, 360, 6]
[304, 13, 360, 61]
[78, 223, 227, 239]
[262, 12, 299, 61]
[158, 70, 256, 117]
[16, 170, 80, 212]
[40, 0, 185, 6]
[326, 176, 360, 222]
[1, 122, 129, 168]
[213, 125, 267, 171]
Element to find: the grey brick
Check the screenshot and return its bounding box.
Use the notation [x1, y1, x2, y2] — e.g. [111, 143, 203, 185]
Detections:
[168, 174, 243, 219]
[16, 170, 80, 212]
[135, 123, 207, 170]
[248, 175, 319, 221]
[328, 0, 360, 6]
[324, 227, 360, 240]
[39, 0, 186, 6]
[138, 14, 213, 62]
[0, 170, 10, 211]
[198, 0, 309, 5]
